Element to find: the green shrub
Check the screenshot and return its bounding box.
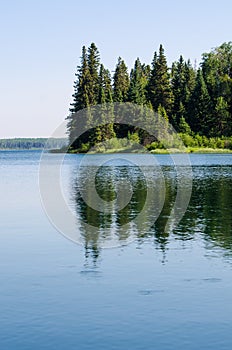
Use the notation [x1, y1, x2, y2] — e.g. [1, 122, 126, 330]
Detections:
[179, 133, 196, 147]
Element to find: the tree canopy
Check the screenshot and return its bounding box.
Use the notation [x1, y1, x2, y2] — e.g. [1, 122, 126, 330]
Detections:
[67, 42, 232, 151]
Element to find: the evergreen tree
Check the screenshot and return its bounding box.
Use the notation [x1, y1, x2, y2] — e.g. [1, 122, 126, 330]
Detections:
[98, 64, 113, 104]
[87, 43, 100, 106]
[66, 42, 232, 152]
[212, 96, 231, 136]
[67, 43, 101, 149]
[113, 57, 130, 102]
[171, 56, 186, 127]
[171, 57, 196, 130]
[112, 57, 130, 139]
[127, 58, 149, 140]
[69, 46, 90, 114]
[188, 69, 212, 135]
[128, 58, 148, 105]
[179, 116, 191, 134]
[147, 45, 173, 114]
[184, 60, 196, 104]
[95, 64, 115, 142]
[157, 104, 169, 122]
[67, 46, 91, 147]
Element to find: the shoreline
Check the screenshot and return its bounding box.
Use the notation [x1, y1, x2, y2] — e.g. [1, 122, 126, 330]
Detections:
[66, 147, 232, 154]
[1, 147, 232, 154]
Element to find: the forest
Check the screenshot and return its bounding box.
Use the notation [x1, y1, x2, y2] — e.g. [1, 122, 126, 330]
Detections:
[67, 42, 232, 152]
[0, 138, 67, 150]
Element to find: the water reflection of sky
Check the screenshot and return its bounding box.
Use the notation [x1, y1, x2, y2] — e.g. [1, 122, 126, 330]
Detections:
[1, 151, 232, 350]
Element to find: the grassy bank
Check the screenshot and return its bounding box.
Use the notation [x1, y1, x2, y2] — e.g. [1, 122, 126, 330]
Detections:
[67, 146, 232, 154]
[66, 134, 232, 154]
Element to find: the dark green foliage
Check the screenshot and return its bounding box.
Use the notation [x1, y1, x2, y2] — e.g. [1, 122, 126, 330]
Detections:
[201, 42, 232, 135]
[212, 96, 231, 136]
[69, 46, 90, 114]
[171, 56, 196, 128]
[87, 43, 100, 106]
[147, 45, 173, 115]
[113, 57, 130, 102]
[98, 64, 113, 104]
[188, 69, 212, 135]
[128, 58, 148, 105]
[67, 46, 90, 148]
[67, 42, 232, 152]
[179, 116, 191, 134]
[67, 43, 101, 149]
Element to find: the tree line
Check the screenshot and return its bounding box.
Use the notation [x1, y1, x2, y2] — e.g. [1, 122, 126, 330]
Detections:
[0, 138, 67, 150]
[67, 42, 232, 151]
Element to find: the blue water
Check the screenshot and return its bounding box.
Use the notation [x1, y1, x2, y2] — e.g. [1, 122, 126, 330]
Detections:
[1, 150, 232, 350]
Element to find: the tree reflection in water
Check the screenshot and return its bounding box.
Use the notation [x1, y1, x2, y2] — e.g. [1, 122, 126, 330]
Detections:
[71, 164, 232, 265]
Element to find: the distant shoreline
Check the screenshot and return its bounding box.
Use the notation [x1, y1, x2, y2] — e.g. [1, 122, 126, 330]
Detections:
[0, 138, 67, 150]
[1, 138, 232, 154]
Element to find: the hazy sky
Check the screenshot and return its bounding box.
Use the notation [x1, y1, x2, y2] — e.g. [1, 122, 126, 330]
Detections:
[1, 0, 232, 138]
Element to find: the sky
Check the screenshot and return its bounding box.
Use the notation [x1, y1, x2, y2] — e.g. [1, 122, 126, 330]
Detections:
[1, 0, 232, 138]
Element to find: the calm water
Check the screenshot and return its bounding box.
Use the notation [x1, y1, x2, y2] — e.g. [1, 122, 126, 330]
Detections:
[1, 150, 232, 350]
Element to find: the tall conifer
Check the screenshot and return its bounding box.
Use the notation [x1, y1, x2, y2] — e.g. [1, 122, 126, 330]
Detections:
[113, 57, 130, 102]
[148, 45, 173, 115]
[188, 69, 212, 134]
[128, 58, 148, 105]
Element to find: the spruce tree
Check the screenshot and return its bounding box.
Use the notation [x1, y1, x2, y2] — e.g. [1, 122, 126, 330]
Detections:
[67, 46, 91, 148]
[128, 58, 148, 105]
[148, 45, 173, 115]
[179, 115, 191, 134]
[98, 64, 113, 104]
[184, 60, 196, 104]
[113, 57, 130, 102]
[212, 96, 231, 136]
[87, 43, 100, 106]
[171, 57, 196, 130]
[112, 57, 130, 138]
[67, 43, 101, 149]
[188, 69, 212, 135]
[96, 64, 115, 142]
[171, 56, 187, 127]
[67, 41, 232, 152]
[69, 46, 90, 114]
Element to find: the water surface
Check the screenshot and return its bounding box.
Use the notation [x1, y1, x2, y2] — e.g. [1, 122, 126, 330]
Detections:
[0, 151, 232, 349]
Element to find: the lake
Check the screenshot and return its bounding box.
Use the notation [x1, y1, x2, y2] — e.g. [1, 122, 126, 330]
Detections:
[1, 150, 232, 350]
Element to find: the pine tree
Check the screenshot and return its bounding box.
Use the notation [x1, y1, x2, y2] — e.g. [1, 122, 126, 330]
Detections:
[98, 64, 113, 104]
[69, 46, 90, 114]
[112, 57, 130, 139]
[188, 69, 212, 135]
[179, 115, 191, 134]
[147, 45, 173, 114]
[67, 42, 232, 152]
[184, 60, 196, 104]
[67, 43, 101, 149]
[113, 57, 130, 102]
[212, 96, 231, 136]
[128, 58, 148, 105]
[171, 55, 195, 128]
[87, 43, 100, 106]
[95, 64, 115, 142]
[67, 46, 91, 148]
